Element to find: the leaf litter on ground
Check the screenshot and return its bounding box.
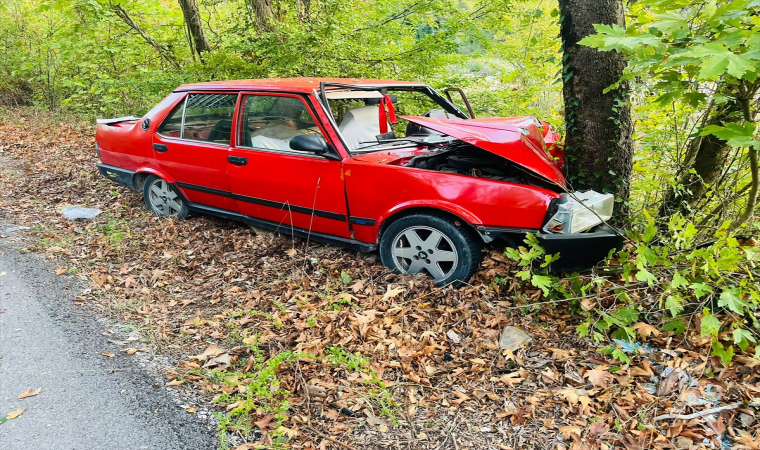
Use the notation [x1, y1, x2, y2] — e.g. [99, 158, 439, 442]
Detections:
[1, 108, 759, 449]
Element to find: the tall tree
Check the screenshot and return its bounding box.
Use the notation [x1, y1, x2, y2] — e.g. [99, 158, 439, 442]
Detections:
[250, 0, 275, 32]
[558, 0, 633, 216]
[178, 0, 211, 58]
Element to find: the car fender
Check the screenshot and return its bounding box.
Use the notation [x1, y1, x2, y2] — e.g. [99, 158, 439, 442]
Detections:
[376, 200, 483, 240]
[135, 166, 177, 185]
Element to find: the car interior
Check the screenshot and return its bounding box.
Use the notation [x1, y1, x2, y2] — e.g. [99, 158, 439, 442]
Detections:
[326, 89, 458, 151]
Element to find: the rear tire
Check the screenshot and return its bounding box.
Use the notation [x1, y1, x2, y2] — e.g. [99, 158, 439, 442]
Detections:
[143, 175, 190, 219]
[379, 213, 482, 287]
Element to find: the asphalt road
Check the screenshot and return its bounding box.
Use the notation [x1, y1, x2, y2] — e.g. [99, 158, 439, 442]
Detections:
[0, 231, 217, 450]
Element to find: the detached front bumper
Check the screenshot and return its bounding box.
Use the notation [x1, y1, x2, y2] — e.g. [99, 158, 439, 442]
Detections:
[535, 227, 624, 272]
[480, 226, 624, 272]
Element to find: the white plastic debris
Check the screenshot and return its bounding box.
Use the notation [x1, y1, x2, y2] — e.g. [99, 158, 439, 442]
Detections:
[4, 226, 30, 233]
[446, 330, 462, 344]
[61, 206, 102, 220]
[498, 326, 531, 351]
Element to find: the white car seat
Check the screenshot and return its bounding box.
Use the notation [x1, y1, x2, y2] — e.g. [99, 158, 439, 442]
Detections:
[338, 105, 391, 150]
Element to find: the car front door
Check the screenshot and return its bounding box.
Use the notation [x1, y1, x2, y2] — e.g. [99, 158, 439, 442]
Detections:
[226, 93, 350, 238]
[152, 92, 238, 211]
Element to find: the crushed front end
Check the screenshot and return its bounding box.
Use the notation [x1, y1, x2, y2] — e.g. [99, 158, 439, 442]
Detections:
[535, 191, 624, 271]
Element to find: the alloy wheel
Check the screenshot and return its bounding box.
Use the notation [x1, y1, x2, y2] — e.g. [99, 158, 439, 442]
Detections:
[148, 179, 183, 217]
[390, 226, 459, 282]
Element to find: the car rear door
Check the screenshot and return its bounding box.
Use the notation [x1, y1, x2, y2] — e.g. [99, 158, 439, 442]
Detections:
[152, 92, 238, 211]
[226, 92, 350, 238]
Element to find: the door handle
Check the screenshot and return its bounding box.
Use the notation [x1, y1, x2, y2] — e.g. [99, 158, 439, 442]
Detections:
[153, 144, 168, 153]
[228, 156, 247, 166]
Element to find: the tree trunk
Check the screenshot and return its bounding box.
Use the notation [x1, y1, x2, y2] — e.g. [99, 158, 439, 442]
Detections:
[178, 0, 211, 56]
[659, 102, 740, 218]
[558, 0, 634, 218]
[658, 93, 744, 219]
[250, 0, 275, 32]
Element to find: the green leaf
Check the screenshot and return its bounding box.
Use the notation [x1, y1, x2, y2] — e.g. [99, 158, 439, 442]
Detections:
[610, 306, 638, 325]
[719, 287, 749, 315]
[685, 43, 758, 79]
[663, 318, 686, 335]
[701, 309, 721, 336]
[664, 294, 684, 316]
[611, 348, 631, 364]
[652, 11, 687, 32]
[635, 267, 657, 285]
[671, 272, 688, 289]
[733, 328, 756, 352]
[690, 282, 713, 298]
[531, 274, 554, 295]
[702, 122, 759, 148]
[712, 338, 734, 366]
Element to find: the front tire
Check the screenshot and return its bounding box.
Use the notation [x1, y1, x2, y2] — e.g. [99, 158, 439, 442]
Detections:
[379, 213, 482, 287]
[143, 175, 189, 218]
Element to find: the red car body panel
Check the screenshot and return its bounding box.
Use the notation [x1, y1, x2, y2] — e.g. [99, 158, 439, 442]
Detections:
[343, 154, 559, 243]
[95, 78, 570, 251]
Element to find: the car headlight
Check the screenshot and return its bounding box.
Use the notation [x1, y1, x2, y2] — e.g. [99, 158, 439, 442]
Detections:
[543, 191, 614, 234]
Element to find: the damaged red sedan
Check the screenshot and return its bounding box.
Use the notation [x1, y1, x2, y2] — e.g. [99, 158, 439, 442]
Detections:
[95, 78, 622, 286]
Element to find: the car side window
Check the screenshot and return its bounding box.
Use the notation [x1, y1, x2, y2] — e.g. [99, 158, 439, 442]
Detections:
[238, 95, 323, 152]
[157, 93, 237, 144]
[157, 101, 184, 138]
[183, 94, 237, 144]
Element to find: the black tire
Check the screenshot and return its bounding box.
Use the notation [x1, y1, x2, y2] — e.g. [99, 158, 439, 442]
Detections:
[142, 175, 190, 219]
[379, 213, 483, 287]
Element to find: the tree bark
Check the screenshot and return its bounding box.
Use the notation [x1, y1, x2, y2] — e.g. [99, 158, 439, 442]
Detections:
[178, 0, 211, 57]
[558, 0, 634, 218]
[250, 0, 275, 32]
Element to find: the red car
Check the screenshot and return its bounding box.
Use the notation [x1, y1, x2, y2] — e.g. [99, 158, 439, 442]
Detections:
[95, 78, 621, 286]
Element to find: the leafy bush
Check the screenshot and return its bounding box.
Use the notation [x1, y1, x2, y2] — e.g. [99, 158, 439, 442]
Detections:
[506, 217, 760, 365]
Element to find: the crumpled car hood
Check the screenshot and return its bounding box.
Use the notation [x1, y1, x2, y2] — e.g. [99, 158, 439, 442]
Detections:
[404, 116, 566, 187]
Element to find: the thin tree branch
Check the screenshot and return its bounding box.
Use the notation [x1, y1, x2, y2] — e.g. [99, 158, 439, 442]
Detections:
[652, 402, 742, 423]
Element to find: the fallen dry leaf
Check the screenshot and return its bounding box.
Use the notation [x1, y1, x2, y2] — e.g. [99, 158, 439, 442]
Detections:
[254, 414, 278, 431]
[381, 286, 405, 302]
[585, 366, 614, 388]
[121, 348, 138, 355]
[18, 388, 41, 400]
[633, 322, 661, 340]
[559, 425, 582, 439]
[6, 407, 26, 419]
[101, 353, 115, 358]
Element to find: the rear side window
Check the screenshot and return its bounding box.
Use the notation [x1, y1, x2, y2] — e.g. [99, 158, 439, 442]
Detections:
[157, 93, 238, 144]
[157, 101, 184, 138]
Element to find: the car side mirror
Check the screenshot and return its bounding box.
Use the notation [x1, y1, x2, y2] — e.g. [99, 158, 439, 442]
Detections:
[290, 135, 333, 156]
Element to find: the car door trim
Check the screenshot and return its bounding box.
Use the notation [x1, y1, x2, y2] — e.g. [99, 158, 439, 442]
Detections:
[175, 181, 347, 222]
[186, 202, 376, 252]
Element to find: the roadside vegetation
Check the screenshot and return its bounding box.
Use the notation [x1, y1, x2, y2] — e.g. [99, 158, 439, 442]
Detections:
[1, 0, 760, 449]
